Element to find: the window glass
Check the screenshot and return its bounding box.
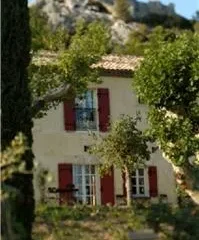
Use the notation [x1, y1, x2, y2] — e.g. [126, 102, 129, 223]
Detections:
[75, 90, 97, 130]
[91, 165, 95, 174]
[85, 176, 90, 185]
[76, 176, 82, 184]
[132, 187, 137, 194]
[139, 178, 144, 185]
[78, 185, 83, 195]
[85, 165, 90, 174]
[74, 165, 82, 175]
[138, 169, 144, 176]
[131, 168, 146, 196]
[132, 178, 136, 185]
[132, 171, 136, 176]
[139, 187, 145, 194]
[73, 165, 96, 205]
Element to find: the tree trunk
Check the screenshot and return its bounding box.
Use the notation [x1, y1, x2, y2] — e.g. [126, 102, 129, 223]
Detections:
[163, 153, 199, 205]
[125, 166, 132, 207]
[2, 1, 34, 239]
[172, 164, 199, 205]
[31, 83, 73, 118]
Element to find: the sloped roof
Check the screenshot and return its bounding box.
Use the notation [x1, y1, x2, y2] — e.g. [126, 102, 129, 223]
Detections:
[91, 55, 143, 71]
[31, 50, 143, 72]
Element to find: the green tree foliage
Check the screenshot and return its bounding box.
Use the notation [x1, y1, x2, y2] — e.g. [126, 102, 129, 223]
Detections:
[133, 32, 199, 204]
[30, 20, 111, 117]
[90, 115, 150, 206]
[114, 25, 183, 56]
[193, 10, 199, 21]
[114, 24, 149, 56]
[36, 166, 52, 204]
[138, 13, 193, 30]
[192, 11, 199, 33]
[29, 5, 69, 51]
[194, 22, 199, 33]
[2, 0, 34, 239]
[145, 203, 199, 240]
[1, 134, 28, 240]
[113, 0, 132, 23]
[1, 133, 28, 183]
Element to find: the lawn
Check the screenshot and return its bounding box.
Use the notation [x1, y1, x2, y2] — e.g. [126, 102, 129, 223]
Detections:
[32, 204, 145, 240]
[32, 203, 199, 240]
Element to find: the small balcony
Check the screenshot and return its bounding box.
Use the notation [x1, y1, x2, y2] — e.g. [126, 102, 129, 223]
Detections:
[75, 108, 97, 131]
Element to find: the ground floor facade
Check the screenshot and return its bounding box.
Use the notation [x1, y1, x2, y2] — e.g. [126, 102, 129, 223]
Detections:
[33, 132, 177, 205]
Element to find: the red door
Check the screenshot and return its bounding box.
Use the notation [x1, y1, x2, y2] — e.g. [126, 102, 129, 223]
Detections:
[100, 168, 115, 205]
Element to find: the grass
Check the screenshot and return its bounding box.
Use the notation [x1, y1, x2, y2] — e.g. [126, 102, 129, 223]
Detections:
[32, 203, 199, 240]
[32, 204, 145, 240]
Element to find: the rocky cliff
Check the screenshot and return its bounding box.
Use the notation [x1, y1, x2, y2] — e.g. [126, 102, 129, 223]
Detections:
[33, 0, 190, 44]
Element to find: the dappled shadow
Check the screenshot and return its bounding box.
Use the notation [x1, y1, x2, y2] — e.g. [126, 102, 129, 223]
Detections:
[142, 203, 199, 240]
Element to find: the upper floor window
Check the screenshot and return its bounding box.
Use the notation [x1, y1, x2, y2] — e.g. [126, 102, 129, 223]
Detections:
[75, 90, 97, 131]
[64, 88, 110, 132]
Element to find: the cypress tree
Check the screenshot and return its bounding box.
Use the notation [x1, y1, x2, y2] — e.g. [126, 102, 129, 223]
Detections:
[2, 0, 34, 239]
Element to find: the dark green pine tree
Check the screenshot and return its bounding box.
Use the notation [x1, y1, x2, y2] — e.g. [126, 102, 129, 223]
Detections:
[2, 0, 34, 239]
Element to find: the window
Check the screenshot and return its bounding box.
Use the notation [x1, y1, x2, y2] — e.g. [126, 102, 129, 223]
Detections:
[64, 88, 110, 132]
[73, 165, 96, 204]
[75, 90, 97, 130]
[131, 169, 148, 197]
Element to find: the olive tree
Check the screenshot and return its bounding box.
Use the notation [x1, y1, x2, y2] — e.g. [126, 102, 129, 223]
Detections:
[1, 134, 28, 239]
[30, 20, 111, 117]
[133, 32, 199, 204]
[91, 115, 150, 206]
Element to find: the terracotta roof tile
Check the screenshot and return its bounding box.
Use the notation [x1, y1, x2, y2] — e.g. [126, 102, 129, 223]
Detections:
[32, 50, 143, 71]
[91, 55, 143, 71]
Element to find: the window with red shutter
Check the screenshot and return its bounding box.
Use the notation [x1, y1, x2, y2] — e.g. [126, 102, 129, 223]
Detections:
[148, 166, 158, 197]
[97, 88, 110, 132]
[64, 91, 98, 131]
[63, 98, 76, 131]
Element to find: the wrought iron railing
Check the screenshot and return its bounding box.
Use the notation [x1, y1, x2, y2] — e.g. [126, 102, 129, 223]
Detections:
[75, 108, 97, 130]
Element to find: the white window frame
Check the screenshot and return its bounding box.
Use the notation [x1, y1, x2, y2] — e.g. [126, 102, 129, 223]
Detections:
[73, 164, 98, 205]
[131, 168, 149, 198]
[75, 89, 99, 132]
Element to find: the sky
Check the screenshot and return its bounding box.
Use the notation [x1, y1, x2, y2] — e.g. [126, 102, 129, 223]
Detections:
[29, 0, 199, 20]
[139, 0, 199, 19]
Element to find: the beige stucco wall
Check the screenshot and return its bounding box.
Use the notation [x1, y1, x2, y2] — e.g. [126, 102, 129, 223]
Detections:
[33, 76, 177, 204]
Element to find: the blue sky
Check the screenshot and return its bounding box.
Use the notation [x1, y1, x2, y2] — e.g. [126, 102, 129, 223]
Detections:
[29, 0, 199, 19]
[140, 0, 198, 19]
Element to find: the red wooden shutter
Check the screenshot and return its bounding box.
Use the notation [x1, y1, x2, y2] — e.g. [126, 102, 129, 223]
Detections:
[63, 98, 76, 131]
[100, 167, 115, 205]
[58, 163, 73, 204]
[148, 166, 158, 197]
[97, 88, 110, 132]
